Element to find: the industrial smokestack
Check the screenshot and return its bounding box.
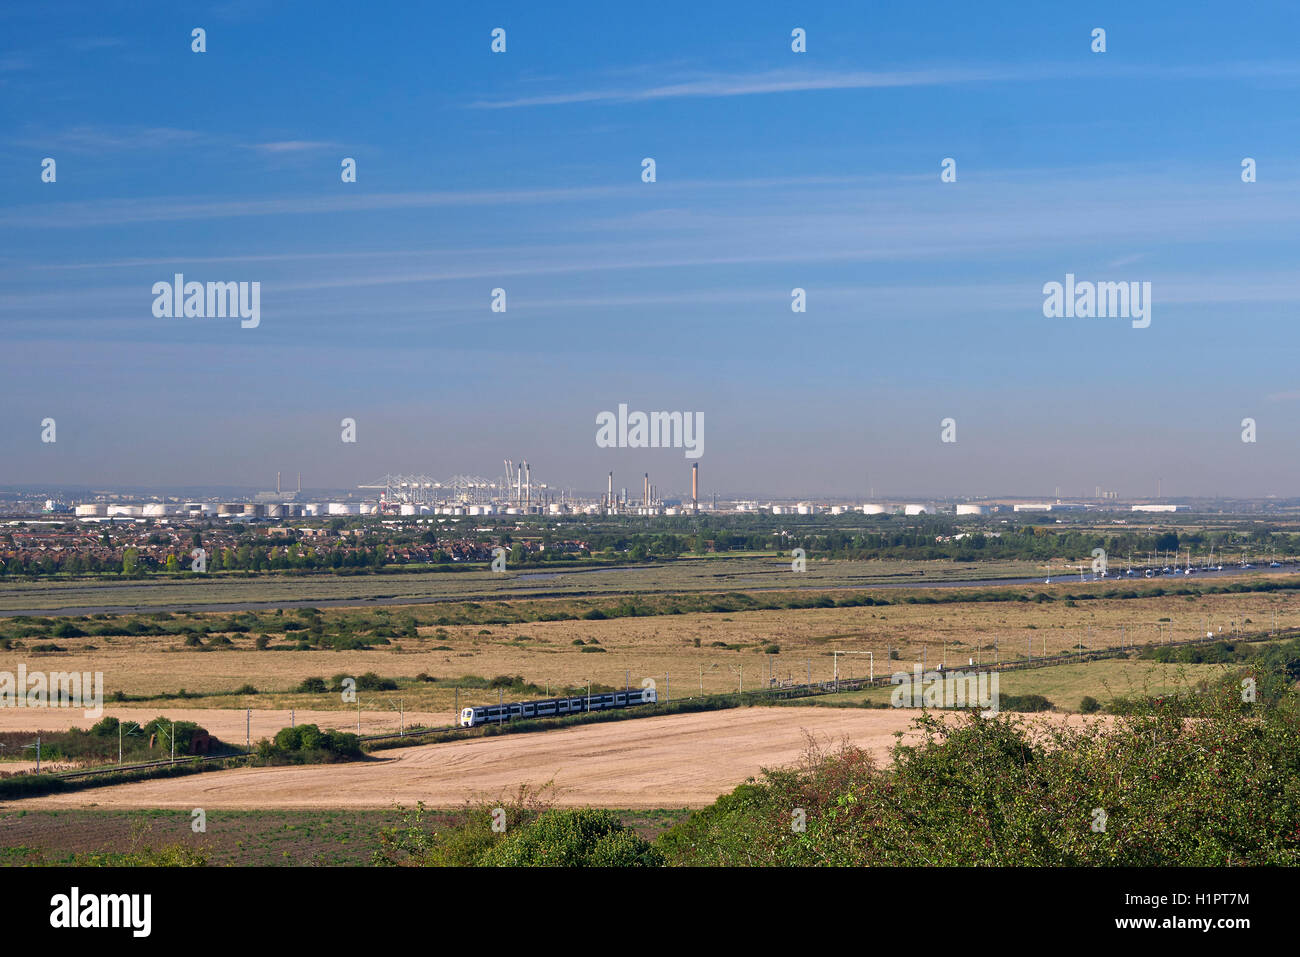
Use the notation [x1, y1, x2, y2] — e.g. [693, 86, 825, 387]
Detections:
[525, 461, 531, 510]
[297, 473, 301, 494]
[644, 473, 649, 508]
[608, 471, 614, 510]
[277, 471, 281, 496]
[691, 463, 698, 508]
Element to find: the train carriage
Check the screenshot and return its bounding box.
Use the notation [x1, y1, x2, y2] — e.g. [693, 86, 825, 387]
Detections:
[460, 686, 657, 727]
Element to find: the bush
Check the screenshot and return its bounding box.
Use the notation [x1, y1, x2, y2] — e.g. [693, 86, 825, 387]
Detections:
[478, 809, 663, 867]
[1079, 695, 1101, 714]
[264, 723, 362, 764]
[296, 677, 327, 694]
[657, 679, 1300, 866]
[1000, 693, 1053, 712]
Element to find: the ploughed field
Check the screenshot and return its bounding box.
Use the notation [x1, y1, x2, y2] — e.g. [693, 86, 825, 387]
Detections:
[25, 707, 923, 809]
[21, 707, 1109, 811]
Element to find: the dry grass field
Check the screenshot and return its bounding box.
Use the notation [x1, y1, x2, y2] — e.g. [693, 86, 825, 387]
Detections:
[0, 581, 1292, 724]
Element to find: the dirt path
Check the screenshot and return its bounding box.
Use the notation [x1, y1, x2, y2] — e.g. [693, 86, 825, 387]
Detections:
[23, 707, 925, 810]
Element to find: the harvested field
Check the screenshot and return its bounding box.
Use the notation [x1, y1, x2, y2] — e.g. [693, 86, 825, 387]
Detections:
[21, 706, 1096, 811]
[0, 707, 446, 741]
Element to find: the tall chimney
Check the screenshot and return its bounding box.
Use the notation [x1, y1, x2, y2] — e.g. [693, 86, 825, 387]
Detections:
[691, 463, 698, 508]
[525, 462, 531, 510]
[644, 473, 649, 507]
[277, 471, 281, 496]
[297, 473, 301, 494]
[608, 472, 614, 510]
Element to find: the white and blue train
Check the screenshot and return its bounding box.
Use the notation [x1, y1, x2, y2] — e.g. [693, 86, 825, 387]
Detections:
[460, 687, 658, 727]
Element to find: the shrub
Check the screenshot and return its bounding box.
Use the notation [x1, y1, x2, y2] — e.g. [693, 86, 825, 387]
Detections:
[478, 809, 663, 867]
[1079, 695, 1101, 714]
[296, 677, 327, 694]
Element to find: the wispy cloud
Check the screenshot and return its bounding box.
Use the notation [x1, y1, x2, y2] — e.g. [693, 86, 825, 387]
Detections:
[65, 37, 125, 52]
[471, 61, 1300, 109]
[470, 66, 1015, 109]
[248, 140, 337, 153]
[14, 124, 208, 152]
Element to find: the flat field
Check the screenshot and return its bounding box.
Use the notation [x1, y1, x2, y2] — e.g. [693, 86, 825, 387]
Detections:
[0, 580, 1291, 724]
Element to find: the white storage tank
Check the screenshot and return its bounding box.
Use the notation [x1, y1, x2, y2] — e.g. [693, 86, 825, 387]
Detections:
[75, 504, 106, 517]
[904, 504, 930, 516]
[956, 504, 990, 515]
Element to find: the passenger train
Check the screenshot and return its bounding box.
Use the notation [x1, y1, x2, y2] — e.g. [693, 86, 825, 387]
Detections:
[460, 687, 657, 727]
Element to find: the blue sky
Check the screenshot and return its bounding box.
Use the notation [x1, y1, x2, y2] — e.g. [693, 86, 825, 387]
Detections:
[3, 1, 1300, 499]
